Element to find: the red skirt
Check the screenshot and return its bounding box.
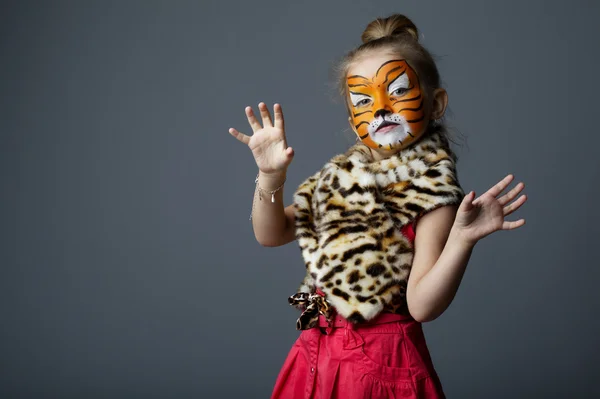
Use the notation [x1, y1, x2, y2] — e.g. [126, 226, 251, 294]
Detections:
[271, 312, 445, 398]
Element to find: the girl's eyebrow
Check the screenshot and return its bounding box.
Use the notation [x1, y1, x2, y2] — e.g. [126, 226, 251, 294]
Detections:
[348, 82, 370, 88]
[347, 75, 369, 82]
[348, 76, 372, 90]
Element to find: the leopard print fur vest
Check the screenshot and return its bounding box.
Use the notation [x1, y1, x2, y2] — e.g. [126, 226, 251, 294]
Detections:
[289, 127, 464, 330]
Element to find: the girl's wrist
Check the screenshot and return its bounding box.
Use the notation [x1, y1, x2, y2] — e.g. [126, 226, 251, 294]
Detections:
[258, 169, 287, 187]
[256, 170, 287, 198]
[448, 225, 477, 252]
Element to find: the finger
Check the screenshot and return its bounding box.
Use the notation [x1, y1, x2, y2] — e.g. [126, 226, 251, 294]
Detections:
[503, 194, 527, 216]
[228, 128, 251, 145]
[258, 102, 273, 127]
[485, 174, 514, 198]
[245, 106, 262, 133]
[274, 103, 285, 131]
[459, 191, 476, 212]
[502, 218, 525, 230]
[498, 181, 525, 206]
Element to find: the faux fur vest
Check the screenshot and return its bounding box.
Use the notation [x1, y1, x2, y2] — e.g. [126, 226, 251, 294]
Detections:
[288, 128, 464, 330]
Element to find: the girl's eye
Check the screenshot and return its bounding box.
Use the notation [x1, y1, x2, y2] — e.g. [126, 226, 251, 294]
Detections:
[392, 87, 408, 96]
[349, 92, 372, 107]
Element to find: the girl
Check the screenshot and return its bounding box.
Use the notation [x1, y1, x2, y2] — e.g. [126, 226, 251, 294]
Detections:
[228, 14, 526, 399]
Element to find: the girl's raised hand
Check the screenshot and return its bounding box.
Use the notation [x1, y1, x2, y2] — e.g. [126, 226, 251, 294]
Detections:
[454, 174, 527, 246]
[228, 103, 294, 175]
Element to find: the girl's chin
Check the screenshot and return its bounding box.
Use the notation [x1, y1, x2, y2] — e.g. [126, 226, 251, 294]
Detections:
[370, 130, 411, 148]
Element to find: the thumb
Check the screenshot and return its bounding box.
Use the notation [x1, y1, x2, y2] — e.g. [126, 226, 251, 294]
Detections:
[284, 146, 294, 165]
[459, 191, 476, 213]
[286, 146, 294, 159]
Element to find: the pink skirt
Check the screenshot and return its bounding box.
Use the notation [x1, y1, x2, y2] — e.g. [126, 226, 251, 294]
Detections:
[271, 312, 445, 399]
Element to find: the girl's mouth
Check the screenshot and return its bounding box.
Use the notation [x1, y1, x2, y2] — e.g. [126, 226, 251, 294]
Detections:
[375, 120, 400, 133]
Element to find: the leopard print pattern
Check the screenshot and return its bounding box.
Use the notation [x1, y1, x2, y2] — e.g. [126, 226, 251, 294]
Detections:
[292, 127, 463, 326]
[288, 292, 334, 330]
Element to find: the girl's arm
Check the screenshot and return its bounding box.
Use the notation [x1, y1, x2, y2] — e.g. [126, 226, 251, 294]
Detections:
[406, 205, 471, 322]
[228, 103, 297, 247]
[251, 171, 296, 247]
[406, 174, 527, 322]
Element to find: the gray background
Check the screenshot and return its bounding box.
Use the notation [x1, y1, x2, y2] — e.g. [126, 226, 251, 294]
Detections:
[2, 0, 599, 398]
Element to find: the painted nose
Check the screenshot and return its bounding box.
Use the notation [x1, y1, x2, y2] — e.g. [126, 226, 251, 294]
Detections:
[374, 108, 391, 119]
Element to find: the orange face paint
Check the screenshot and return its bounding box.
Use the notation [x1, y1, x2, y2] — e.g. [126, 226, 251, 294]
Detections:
[347, 60, 427, 150]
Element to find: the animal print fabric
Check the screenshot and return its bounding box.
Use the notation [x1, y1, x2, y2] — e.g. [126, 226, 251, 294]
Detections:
[290, 127, 464, 328]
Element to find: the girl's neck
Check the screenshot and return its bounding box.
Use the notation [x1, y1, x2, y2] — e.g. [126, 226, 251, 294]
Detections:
[368, 146, 400, 161]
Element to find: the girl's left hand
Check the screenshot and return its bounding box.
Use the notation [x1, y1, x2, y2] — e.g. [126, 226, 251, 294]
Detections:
[453, 174, 527, 246]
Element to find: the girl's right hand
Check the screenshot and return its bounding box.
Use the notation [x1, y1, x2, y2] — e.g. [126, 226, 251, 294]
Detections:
[228, 103, 294, 175]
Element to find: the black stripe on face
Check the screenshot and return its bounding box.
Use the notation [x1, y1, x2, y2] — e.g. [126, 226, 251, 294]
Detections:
[392, 93, 421, 104]
[353, 110, 373, 117]
[406, 115, 424, 123]
[383, 67, 405, 86]
[374, 59, 406, 79]
[397, 99, 424, 113]
[348, 83, 369, 88]
[355, 121, 369, 129]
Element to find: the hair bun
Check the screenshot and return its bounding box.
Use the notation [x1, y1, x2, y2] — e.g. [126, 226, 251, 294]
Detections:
[361, 14, 419, 44]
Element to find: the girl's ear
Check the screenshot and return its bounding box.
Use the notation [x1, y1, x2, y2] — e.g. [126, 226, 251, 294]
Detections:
[431, 88, 448, 120]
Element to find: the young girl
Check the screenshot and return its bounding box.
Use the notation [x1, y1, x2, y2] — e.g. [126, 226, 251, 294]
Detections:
[229, 14, 526, 399]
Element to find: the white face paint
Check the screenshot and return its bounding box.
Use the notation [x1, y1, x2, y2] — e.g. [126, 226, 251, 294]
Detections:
[349, 92, 372, 108]
[387, 73, 410, 97]
[366, 72, 414, 147]
[369, 116, 413, 147]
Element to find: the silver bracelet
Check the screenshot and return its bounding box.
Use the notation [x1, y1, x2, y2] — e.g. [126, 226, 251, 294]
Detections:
[250, 173, 286, 220]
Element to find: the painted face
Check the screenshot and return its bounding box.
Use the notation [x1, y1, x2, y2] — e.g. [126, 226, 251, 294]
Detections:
[347, 59, 427, 151]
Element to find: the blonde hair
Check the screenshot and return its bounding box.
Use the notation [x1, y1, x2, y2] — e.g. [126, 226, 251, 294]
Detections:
[336, 14, 441, 114]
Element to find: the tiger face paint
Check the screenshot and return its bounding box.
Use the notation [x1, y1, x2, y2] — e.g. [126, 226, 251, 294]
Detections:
[347, 59, 427, 151]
